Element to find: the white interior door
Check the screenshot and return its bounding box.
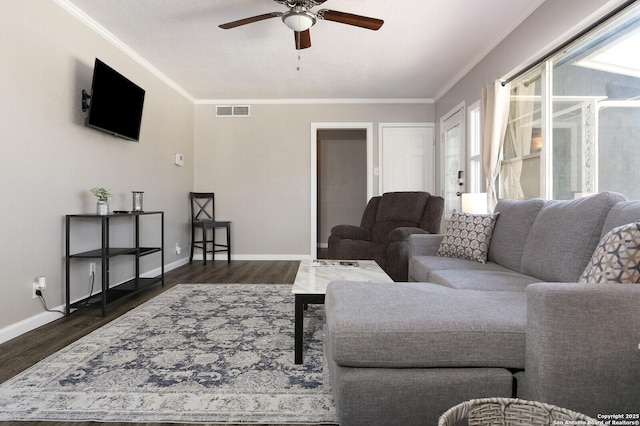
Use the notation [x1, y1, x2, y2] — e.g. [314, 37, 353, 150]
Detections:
[441, 106, 466, 219]
[379, 124, 434, 193]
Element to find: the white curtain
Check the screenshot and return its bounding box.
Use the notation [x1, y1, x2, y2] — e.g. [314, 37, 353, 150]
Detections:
[502, 82, 535, 199]
[481, 80, 511, 211]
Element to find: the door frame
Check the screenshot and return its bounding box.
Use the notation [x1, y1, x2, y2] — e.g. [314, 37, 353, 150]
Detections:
[311, 122, 374, 258]
[378, 122, 435, 193]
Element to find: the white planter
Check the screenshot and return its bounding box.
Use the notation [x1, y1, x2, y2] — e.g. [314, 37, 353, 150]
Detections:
[96, 200, 109, 215]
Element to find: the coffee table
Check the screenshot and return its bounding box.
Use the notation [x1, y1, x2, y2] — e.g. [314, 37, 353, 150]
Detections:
[292, 259, 393, 364]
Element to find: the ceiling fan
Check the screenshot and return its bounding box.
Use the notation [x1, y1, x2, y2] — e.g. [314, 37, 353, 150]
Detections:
[218, 0, 384, 50]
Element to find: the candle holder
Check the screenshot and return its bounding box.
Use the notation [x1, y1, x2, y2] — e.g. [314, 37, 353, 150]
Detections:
[132, 191, 144, 212]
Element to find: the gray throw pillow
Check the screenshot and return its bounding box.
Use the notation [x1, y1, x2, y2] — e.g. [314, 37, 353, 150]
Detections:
[580, 222, 640, 284]
[437, 210, 499, 263]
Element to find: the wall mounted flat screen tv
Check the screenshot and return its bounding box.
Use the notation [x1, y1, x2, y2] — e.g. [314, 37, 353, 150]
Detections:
[85, 58, 145, 141]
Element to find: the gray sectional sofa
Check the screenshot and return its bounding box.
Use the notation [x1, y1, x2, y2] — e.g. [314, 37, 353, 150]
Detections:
[324, 192, 640, 426]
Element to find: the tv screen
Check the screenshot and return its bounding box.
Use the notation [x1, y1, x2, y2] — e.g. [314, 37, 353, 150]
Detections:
[85, 58, 145, 141]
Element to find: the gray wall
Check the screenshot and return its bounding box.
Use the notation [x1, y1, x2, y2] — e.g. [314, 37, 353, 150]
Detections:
[0, 1, 194, 335]
[194, 103, 433, 257]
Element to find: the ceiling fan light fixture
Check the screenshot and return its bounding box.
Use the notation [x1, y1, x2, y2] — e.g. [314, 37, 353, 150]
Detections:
[282, 10, 315, 32]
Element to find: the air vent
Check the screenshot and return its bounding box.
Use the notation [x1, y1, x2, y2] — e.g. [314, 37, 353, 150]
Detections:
[216, 106, 233, 116]
[216, 105, 250, 117]
[233, 106, 250, 116]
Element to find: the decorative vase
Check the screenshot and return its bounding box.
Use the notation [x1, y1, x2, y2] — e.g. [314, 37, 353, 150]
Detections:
[97, 199, 109, 215]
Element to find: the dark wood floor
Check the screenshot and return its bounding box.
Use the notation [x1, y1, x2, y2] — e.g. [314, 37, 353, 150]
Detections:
[0, 260, 310, 426]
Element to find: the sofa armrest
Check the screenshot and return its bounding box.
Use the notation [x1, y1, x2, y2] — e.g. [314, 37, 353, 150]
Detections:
[330, 224, 371, 241]
[388, 227, 428, 243]
[407, 233, 444, 257]
[524, 282, 640, 417]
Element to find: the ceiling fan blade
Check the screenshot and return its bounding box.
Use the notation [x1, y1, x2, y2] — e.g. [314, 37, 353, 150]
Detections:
[219, 12, 282, 29]
[318, 9, 383, 30]
[294, 30, 311, 50]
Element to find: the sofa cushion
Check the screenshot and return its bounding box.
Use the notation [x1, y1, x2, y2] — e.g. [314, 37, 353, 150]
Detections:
[521, 192, 627, 282]
[437, 210, 499, 263]
[429, 269, 541, 292]
[580, 222, 640, 284]
[488, 198, 546, 271]
[325, 281, 527, 369]
[327, 363, 514, 426]
[408, 255, 506, 282]
[600, 200, 640, 237]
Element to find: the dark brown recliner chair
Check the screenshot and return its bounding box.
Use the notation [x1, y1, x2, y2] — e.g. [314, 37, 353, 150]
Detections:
[327, 191, 444, 281]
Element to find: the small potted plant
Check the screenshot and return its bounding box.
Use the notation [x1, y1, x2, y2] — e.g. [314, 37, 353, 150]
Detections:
[90, 187, 113, 215]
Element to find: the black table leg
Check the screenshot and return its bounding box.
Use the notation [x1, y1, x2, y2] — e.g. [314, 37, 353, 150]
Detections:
[226, 224, 231, 263]
[295, 295, 304, 364]
[294, 293, 325, 364]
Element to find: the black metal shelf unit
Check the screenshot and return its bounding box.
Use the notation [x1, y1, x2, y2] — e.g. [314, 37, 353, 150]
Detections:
[65, 211, 164, 317]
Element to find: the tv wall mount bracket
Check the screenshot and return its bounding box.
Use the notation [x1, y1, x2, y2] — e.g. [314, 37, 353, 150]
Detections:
[81, 89, 91, 112]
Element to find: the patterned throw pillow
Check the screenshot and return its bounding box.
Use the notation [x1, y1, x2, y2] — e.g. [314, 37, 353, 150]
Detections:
[437, 210, 500, 263]
[580, 222, 640, 284]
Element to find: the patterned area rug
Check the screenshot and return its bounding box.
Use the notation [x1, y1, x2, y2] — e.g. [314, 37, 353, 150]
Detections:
[0, 284, 336, 424]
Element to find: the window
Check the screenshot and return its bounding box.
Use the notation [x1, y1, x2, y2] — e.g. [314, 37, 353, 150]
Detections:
[501, 67, 543, 200]
[501, 3, 640, 200]
[468, 101, 482, 193]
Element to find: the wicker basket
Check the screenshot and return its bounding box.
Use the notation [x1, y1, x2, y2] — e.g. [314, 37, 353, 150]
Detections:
[438, 397, 597, 426]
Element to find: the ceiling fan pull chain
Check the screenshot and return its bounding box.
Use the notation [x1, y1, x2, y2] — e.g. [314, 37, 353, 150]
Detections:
[296, 31, 301, 70]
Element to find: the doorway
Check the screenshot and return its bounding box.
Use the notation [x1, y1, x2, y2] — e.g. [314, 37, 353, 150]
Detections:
[317, 129, 367, 258]
[311, 123, 373, 258]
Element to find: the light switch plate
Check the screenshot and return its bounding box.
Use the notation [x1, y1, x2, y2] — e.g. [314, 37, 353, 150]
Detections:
[174, 153, 184, 166]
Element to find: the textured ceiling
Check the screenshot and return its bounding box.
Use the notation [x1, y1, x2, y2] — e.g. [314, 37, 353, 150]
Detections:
[62, 0, 547, 101]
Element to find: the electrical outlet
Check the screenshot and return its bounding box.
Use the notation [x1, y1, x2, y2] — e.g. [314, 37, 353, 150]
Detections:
[175, 243, 181, 255]
[89, 262, 96, 276]
[33, 277, 46, 299]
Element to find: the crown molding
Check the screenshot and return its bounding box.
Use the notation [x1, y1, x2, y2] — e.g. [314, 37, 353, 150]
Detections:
[53, 0, 195, 103]
[194, 98, 434, 105]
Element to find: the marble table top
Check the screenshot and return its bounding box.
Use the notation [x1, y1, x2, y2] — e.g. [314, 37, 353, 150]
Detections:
[292, 259, 393, 295]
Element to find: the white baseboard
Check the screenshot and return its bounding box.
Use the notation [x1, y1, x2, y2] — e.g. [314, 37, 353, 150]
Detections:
[0, 310, 65, 345]
[140, 257, 190, 278]
[0, 257, 191, 345]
